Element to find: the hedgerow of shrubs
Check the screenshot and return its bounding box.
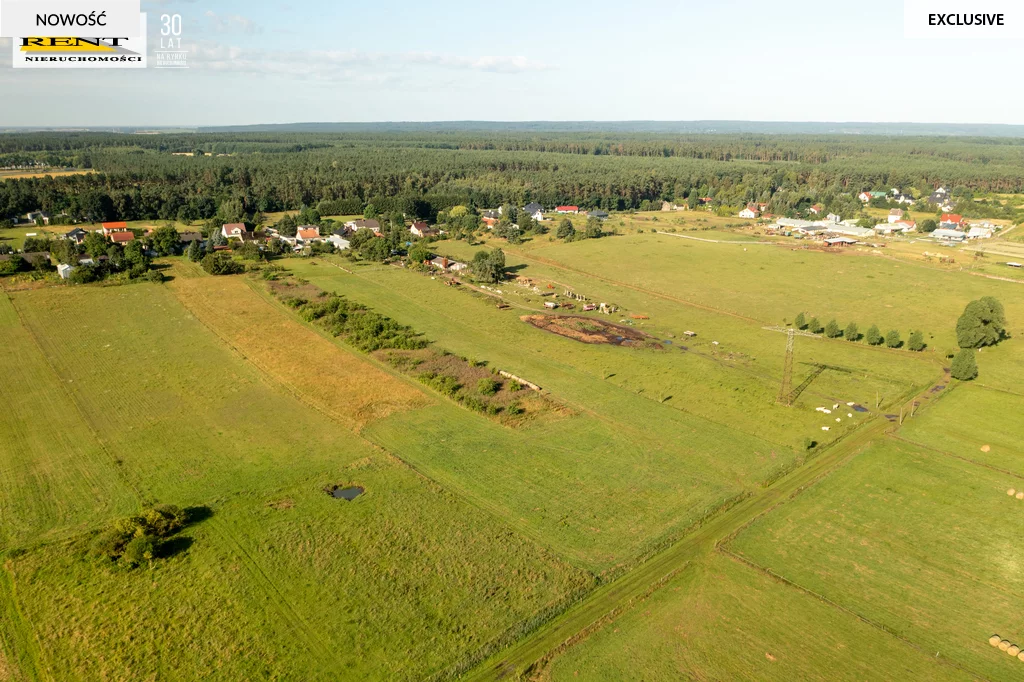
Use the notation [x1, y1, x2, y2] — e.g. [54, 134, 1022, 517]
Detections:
[284, 292, 427, 352]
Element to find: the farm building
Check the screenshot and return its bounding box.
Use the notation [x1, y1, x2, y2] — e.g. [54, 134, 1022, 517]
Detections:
[967, 226, 993, 239]
[824, 237, 858, 247]
[827, 225, 874, 238]
[932, 228, 966, 242]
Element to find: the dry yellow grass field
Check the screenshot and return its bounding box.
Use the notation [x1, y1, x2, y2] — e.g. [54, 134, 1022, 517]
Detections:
[167, 275, 430, 431]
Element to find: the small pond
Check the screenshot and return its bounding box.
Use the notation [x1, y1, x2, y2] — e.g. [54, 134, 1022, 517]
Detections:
[327, 486, 364, 501]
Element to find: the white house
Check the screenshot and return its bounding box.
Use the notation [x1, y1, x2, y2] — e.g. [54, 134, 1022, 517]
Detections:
[295, 225, 321, 243]
[522, 203, 544, 221]
[857, 192, 873, 202]
[825, 213, 841, 224]
[344, 219, 381, 233]
[738, 207, 759, 219]
[57, 263, 75, 279]
[409, 221, 438, 238]
[887, 209, 904, 223]
[221, 223, 250, 240]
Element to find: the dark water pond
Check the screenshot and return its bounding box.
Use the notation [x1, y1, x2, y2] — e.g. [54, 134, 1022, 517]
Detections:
[328, 486, 364, 501]
[852, 404, 868, 413]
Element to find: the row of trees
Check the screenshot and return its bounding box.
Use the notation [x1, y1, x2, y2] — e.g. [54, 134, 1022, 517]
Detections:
[793, 312, 925, 350]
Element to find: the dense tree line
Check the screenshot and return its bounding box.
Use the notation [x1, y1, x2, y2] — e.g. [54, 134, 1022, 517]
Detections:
[3, 132, 1024, 227]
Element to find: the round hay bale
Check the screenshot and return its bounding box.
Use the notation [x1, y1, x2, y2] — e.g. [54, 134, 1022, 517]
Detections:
[981, 445, 991, 452]
[1016, 492, 1023, 500]
[1008, 644, 1021, 656]
[1017, 650, 1024, 662]
[991, 635, 1004, 647]
[1009, 489, 1017, 496]
[1000, 640, 1012, 651]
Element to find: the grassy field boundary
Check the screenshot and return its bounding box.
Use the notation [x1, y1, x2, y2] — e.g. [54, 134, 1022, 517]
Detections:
[886, 433, 1024, 482]
[715, 548, 988, 681]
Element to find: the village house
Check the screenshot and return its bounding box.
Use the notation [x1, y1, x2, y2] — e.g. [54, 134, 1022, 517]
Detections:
[481, 216, 498, 229]
[344, 218, 381, 234]
[57, 263, 75, 279]
[874, 221, 915, 236]
[429, 256, 467, 272]
[109, 231, 135, 244]
[221, 223, 250, 240]
[481, 210, 500, 220]
[295, 225, 321, 243]
[858, 191, 887, 203]
[179, 231, 203, 245]
[102, 221, 129, 236]
[409, 221, 438, 238]
[825, 213, 842, 223]
[893, 192, 915, 205]
[808, 204, 823, 215]
[555, 205, 579, 214]
[522, 203, 544, 221]
[63, 227, 88, 244]
[26, 211, 51, 225]
[887, 209, 904, 223]
[738, 205, 759, 219]
[940, 213, 965, 228]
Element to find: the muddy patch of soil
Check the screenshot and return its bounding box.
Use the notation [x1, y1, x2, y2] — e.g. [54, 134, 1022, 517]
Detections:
[522, 315, 661, 348]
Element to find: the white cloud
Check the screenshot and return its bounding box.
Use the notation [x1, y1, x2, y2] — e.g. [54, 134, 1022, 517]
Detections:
[203, 11, 260, 35]
[187, 43, 549, 81]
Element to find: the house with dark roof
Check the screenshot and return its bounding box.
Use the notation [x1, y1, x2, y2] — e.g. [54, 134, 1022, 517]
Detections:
[522, 203, 544, 221]
[64, 227, 88, 244]
[345, 219, 381, 233]
[409, 222, 438, 238]
[179, 231, 203, 244]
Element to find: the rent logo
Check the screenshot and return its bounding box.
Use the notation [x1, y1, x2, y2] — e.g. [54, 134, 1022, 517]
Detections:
[12, 12, 146, 68]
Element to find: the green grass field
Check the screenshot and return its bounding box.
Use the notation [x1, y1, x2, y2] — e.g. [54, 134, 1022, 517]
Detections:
[546, 554, 973, 682]
[0, 284, 590, 681]
[728, 438, 1024, 681]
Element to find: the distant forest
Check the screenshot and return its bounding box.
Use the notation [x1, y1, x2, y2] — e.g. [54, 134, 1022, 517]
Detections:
[2, 131, 1023, 225]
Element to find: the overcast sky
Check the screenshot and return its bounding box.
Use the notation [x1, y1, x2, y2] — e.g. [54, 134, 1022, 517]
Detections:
[1, 0, 1022, 127]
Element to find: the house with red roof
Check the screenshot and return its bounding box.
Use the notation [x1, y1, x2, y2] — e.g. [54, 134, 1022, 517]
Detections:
[295, 225, 321, 243]
[555, 206, 579, 214]
[109, 231, 135, 244]
[221, 223, 251, 240]
[738, 205, 760, 219]
[940, 213, 964, 227]
[101, 221, 129, 236]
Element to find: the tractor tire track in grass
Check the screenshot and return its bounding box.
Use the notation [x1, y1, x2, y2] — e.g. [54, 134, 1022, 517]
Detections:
[463, 373, 950, 680]
[203, 518, 344, 672]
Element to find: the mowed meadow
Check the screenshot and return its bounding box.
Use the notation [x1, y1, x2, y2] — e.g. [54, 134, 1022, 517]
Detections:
[0, 284, 591, 681]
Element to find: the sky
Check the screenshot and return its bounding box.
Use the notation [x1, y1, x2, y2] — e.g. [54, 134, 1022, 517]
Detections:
[1, 0, 1023, 127]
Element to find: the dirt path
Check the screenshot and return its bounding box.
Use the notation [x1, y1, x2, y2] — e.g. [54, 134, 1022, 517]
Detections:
[462, 372, 953, 681]
[655, 230, 773, 245]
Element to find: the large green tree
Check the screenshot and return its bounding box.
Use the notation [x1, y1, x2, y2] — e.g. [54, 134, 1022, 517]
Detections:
[956, 297, 1006, 348]
[950, 348, 978, 381]
[471, 248, 506, 283]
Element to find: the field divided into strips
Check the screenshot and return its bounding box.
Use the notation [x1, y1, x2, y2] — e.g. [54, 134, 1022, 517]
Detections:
[442, 232, 1024, 356]
[291, 258, 936, 450]
[728, 438, 1024, 681]
[3, 283, 589, 681]
[545, 554, 973, 682]
[0, 295, 138, 549]
[166, 269, 780, 572]
[166, 274, 430, 432]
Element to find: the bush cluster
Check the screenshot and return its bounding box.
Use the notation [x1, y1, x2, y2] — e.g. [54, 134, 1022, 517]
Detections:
[90, 505, 188, 569]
